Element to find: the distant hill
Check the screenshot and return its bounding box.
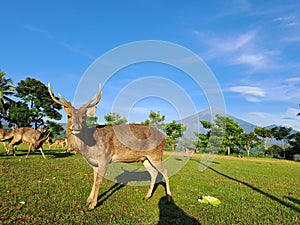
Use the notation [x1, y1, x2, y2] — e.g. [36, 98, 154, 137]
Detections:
[179, 108, 258, 139]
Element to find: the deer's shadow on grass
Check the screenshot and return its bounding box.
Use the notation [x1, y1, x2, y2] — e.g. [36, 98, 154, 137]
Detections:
[197, 160, 300, 214]
[95, 168, 166, 208]
[158, 196, 201, 225]
[0, 149, 74, 159]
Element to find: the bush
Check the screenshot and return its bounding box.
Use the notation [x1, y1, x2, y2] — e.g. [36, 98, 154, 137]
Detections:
[293, 154, 300, 161]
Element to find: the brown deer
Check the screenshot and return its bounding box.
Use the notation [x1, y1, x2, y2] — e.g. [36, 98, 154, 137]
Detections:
[185, 147, 198, 157]
[0, 128, 13, 153]
[7, 127, 50, 159]
[49, 138, 67, 149]
[48, 83, 172, 210]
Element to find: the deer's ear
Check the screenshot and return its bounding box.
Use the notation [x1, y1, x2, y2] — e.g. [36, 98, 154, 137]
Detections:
[86, 106, 97, 117]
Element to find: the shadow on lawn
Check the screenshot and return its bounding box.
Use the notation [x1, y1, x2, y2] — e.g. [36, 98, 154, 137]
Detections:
[199, 161, 300, 214]
[96, 168, 165, 208]
[158, 196, 201, 225]
[0, 149, 74, 159]
[94, 169, 201, 224]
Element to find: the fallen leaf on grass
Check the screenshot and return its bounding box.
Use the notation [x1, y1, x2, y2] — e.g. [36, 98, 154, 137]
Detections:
[198, 196, 221, 207]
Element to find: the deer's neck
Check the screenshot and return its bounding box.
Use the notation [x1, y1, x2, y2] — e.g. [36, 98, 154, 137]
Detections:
[73, 126, 98, 149]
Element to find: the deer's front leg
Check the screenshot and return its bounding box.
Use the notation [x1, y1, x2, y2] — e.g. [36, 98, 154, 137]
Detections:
[86, 165, 107, 210]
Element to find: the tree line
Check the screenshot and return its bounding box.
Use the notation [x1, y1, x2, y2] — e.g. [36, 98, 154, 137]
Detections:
[1, 72, 299, 159]
[194, 114, 300, 160]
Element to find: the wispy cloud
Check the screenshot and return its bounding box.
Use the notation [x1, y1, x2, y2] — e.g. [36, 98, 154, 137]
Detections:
[24, 24, 95, 60]
[229, 86, 266, 102]
[273, 15, 300, 27]
[229, 76, 300, 104]
[194, 30, 280, 73]
[285, 77, 300, 83]
[214, 32, 255, 53]
[248, 108, 300, 131]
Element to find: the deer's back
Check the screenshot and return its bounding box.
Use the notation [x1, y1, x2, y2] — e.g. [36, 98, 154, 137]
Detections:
[97, 124, 166, 156]
[13, 127, 42, 143]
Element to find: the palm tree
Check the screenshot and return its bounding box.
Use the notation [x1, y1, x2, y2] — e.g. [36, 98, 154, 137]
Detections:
[0, 71, 15, 116]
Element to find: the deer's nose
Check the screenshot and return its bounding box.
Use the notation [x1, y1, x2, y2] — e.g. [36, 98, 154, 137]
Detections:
[71, 124, 82, 132]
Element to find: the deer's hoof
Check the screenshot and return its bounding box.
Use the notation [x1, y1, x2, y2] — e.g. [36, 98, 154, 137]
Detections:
[87, 204, 95, 211]
[143, 196, 150, 201]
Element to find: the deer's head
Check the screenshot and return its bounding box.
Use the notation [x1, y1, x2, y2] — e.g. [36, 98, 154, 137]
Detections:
[48, 83, 102, 135]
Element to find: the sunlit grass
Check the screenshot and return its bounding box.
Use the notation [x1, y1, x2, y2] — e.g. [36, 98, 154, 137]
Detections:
[0, 145, 299, 224]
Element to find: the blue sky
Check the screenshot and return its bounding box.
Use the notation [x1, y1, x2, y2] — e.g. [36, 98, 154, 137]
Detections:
[1, 0, 300, 130]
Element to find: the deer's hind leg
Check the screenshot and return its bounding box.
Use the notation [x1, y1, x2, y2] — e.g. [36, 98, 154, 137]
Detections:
[143, 159, 158, 200]
[8, 138, 21, 157]
[25, 143, 34, 159]
[147, 159, 172, 203]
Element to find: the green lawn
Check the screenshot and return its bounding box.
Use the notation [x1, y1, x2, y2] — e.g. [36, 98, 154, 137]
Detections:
[0, 146, 299, 224]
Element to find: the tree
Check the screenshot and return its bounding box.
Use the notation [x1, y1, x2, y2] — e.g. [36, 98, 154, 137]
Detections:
[267, 144, 282, 156]
[86, 116, 99, 128]
[14, 77, 62, 128]
[194, 120, 213, 151]
[254, 127, 272, 154]
[141, 110, 165, 131]
[271, 126, 292, 158]
[214, 114, 244, 155]
[0, 72, 16, 126]
[164, 120, 187, 151]
[104, 112, 127, 126]
[8, 101, 34, 127]
[239, 132, 260, 156]
[288, 132, 300, 159]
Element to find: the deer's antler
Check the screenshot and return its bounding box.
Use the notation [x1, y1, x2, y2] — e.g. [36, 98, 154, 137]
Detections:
[48, 83, 72, 108]
[82, 84, 102, 108]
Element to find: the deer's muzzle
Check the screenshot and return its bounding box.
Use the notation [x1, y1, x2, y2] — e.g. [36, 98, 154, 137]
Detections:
[71, 124, 82, 134]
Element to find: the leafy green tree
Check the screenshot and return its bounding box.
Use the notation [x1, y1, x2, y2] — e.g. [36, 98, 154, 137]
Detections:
[0, 72, 16, 126]
[214, 114, 244, 155]
[271, 126, 292, 158]
[141, 110, 165, 131]
[164, 120, 187, 151]
[8, 101, 33, 127]
[288, 132, 300, 159]
[266, 144, 282, 156]
[86, 116, 99, 128]
[104, 112, 127, 126]
[14, 77, 62, 128]
[206, 125, 225, 154]
[239, 132, 260, 156]
[194, 120, 213, 151]
[46, 120, 65, 139]
[254, 127, 272, 154]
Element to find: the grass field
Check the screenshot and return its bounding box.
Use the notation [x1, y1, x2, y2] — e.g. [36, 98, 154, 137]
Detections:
[0, 146, 299, 225]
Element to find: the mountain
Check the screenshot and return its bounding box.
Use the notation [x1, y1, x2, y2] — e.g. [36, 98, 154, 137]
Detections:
[179, 108, 258, 139]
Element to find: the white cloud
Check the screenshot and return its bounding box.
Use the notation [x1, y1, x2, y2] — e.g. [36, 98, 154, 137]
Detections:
[195, 30, 280, 72]
[24, 24, 95, 60]
[285, 77, 300, 83]
[273, 15, 300, 27]
[215, 32, 255, 52]
[247, 108, 300, 131]
[273, 16, 296, 22]
[232, 53, 265, 68]
[285, 36, 300, 42]
[229, 86, 266, 102]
